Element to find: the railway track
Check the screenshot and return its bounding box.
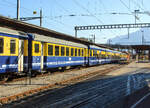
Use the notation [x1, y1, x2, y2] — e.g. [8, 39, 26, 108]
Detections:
[0, 63, 128, 105]
[0, 66, 87, 85]
[0, 62, 127, 85]
[49, 74, 128, 108]
[48, 71, 149, 108]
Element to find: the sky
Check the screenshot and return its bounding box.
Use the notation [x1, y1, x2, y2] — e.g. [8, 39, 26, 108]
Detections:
[0, 0, 150, 44]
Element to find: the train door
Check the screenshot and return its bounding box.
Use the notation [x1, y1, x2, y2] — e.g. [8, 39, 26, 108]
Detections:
[18, 39, 24, 72]
[84, 48, 89, 66]
[84, 48, 87, 65]
[41, 42, 44, 70]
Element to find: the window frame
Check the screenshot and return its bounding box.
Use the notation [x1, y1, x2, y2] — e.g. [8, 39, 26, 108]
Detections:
[71, 48, 74, 56]
[78, 49, 81, 57]
[10, 39, 16, 54]
[61, 46, 65, 56]
[55, 45, 60, 56]
[34, 43, 40, 53]
[48, 44, 53, 56]
[0, 38, 4, 54]
[90, 50, 92, 57]
[66, 47, 70, 56]
[75, 48, 78, 56]
[93, 50, 97, 57]
[82, 49, 84, 56]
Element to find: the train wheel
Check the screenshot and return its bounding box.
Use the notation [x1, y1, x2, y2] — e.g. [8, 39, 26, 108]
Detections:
[3, 75, 9, 82]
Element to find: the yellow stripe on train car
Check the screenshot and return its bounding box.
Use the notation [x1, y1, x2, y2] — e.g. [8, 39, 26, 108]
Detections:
[101, 51, 105, 55]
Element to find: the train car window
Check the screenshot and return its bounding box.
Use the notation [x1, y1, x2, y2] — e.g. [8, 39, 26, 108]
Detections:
[0, 38, 4, 53]
[90, 50, 92, 57]
[71, 48, 74, 56]
[10, 39, 16, 54]
[66, 47, 69, 56]
[86, 49, 88, 57]
[84, 49, 86, 56]
[93, 50, 97, 57]
[34, 44, 39, 53]
[48, 45, 53, 56]
[75, 48, 78, 56]
[78, 49, 81, 56]
[82, 49, 84, 56]
[55, 46, 59, 56]
[80, 49, 82, 56]
[61, 46, 65, 56]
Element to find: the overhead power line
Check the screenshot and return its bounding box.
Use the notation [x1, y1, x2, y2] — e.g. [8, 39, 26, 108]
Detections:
[73, 0, 104, 24]
[120, 0, 141, 23]
[130, 0, 146, 11]
[73, 0, 121, 38]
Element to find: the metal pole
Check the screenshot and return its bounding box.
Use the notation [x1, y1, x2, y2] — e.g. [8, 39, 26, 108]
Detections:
[40, 9, 42, 27]
[108, 39, 111, 46]
[141, 30, 144, 45]
[135, 10, 136, 24]
[128, 28, 130, 39]
[75, 29, 77, 38]
[134, 10, 139, 24]
[17, 0, 20, 20]
[93, 34, 95, 43]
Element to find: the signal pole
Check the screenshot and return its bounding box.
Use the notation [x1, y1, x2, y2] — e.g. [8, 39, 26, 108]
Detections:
[16, 0, 42, 26]
[15, 9, 43, 27]
[40, 9, 42, 27]
[17, 0, 20, 20]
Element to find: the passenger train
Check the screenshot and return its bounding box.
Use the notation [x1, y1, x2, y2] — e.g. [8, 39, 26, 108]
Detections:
[0, 27, 128, 80]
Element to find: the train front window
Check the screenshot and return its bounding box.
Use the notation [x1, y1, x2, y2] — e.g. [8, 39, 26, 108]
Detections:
[48, 45, 53, 56]
[35, 44, 39, 53]
[55, 46, 59, 56]
[0, 38, 4, 54]
[10, 39, 16, 54]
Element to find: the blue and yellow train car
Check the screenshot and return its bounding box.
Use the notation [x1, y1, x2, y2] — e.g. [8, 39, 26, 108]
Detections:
[30, 34, 88, 71]
[43, 43, 86, 69]
[0, 27, 128, 80]
[31, 40, 42, 70]
[0, 31, 28, 75]
[89, 45, 108, 65]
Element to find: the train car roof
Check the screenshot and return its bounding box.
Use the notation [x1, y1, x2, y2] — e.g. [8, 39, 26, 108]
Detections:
[0, 26, 28, 38]
[0, 15, 114, 50]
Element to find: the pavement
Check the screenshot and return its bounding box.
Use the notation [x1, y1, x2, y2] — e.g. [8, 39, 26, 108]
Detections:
[134, 92, 150, 108]
[2, 62, 150, 108]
